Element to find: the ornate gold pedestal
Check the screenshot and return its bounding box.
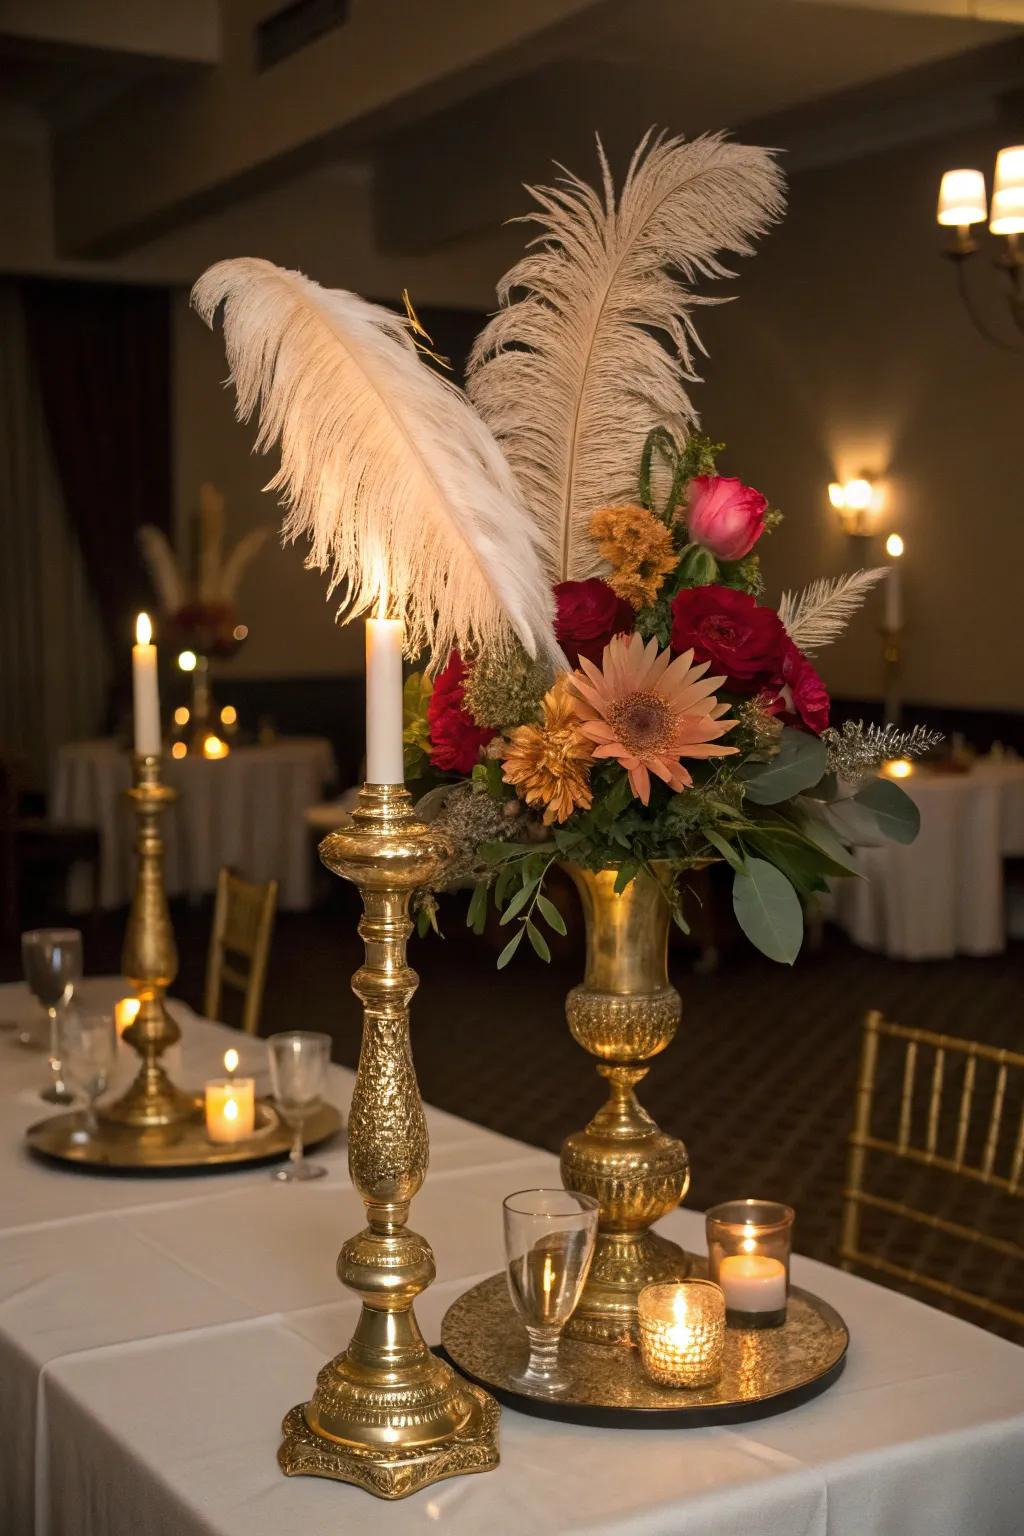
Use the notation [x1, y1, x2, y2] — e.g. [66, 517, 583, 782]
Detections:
[278, 784, 500, 1500]
[103, 753, 196, 1131]
[560, 864, 690, 1346]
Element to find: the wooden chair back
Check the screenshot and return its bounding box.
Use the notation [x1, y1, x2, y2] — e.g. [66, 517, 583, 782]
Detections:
[204, 868, 278, 1036]
[841, 1010, 1024, 1327]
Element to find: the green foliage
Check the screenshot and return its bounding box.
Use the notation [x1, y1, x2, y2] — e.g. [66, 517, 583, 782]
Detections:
[731, 857, 803, 965]
[853, 777, 921, 844]
[402, 671, 433, 780]
[739, 728, 827, 804]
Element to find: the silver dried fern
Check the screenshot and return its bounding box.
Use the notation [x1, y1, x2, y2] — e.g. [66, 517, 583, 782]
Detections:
[468, 131, 785, 584]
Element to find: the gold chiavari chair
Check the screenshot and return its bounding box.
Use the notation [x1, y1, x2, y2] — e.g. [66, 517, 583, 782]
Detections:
[841, 1011, 1024, 1328]
[204, 868, 278, 1036]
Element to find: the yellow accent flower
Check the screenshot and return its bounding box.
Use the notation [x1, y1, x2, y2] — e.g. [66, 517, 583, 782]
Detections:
[589, 503, 677, 610]
[570, 631, 737, 805]
[502, 676, 593, 824]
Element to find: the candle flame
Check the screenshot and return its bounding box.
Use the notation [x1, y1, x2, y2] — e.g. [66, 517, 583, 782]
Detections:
[886, 532, 905, 559]
[741, 1223, 758, 1255]
[224, 1048, 239, 1074]
[542, 1253, 554, 1295]
[224, 1098, 239, 1122]
[115, 997, 141, 1036]
[136, 612, 152, 646]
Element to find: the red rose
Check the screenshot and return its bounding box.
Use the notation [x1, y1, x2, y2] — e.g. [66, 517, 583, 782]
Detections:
[554, 578, 635, 667]
[761, 640, 831, 735]
[687, 475, 767, 561]
[670, 586, 786, 691]
[427, 651, 492, 774]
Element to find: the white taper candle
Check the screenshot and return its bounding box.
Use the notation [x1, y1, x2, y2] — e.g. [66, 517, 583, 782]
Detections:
[132, 612, 162, 756]
[365, 617, 405, 784]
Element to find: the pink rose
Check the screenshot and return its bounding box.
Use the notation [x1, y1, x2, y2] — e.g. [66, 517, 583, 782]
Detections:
[686, 475, 767, 561]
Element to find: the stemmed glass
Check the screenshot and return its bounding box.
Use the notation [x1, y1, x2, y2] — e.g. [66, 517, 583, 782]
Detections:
[503, 1188, 599, 1397]
[21, 929, 82, 1103]
[267, 1031, 332, 1182]
[61, 1010, 117, 1143]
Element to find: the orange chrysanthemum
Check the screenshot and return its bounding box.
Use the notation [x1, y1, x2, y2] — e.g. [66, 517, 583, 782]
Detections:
[570, 632, 738, 805]
[589, 503, 677, 610]
[502, 676, 594, 825]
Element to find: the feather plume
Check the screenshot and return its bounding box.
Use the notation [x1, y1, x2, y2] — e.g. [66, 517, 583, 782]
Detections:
[220, 526, 271, 603]
[191, 258, 560, 667]
[779, 569, 887, 654]
[468, 131, 785, 584]
[137, 526, 186, 612]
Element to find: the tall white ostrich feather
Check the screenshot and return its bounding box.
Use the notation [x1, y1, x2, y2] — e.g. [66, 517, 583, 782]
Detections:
[779, 569, 887, 654]
[192, 258, 560, 667]
[467, 131, 785, 585]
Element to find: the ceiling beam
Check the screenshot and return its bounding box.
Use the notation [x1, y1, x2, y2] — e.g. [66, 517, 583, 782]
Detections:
[0, 0, 220, 65]
[51, 0, 620, 258]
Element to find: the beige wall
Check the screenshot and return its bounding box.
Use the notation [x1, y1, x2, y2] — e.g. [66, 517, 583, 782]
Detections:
[170, 127, 1023, 709]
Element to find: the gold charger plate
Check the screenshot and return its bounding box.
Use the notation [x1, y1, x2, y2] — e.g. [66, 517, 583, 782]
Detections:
[440, 1259, 848, 1428]
[25, 1097, 343, 1175]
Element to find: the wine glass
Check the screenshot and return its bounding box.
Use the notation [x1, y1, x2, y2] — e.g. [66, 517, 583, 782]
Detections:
[503, 1188, 599, 1396]
[267, 1031, 332, 1182]
[61, 1010, 117, 1142]
[21, 929, 82, 1103]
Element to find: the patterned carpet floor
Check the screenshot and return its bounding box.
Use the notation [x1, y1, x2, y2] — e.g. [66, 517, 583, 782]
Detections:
[5, 884, 1022, 1344]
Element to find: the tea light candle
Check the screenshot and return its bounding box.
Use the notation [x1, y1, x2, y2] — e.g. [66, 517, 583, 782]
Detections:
[114, 997, 141, 1038]
[718, 1253, 787, 1314]
[637, 1281, 725, 1389]
[205, 1077, 255, 1143]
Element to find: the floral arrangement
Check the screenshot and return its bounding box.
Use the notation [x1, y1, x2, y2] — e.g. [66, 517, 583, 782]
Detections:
[193, 130, 937, 966]
[404, 432, 937, 965]
[138, 483, 269, 657]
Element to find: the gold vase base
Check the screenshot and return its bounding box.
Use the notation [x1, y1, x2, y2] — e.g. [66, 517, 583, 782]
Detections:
[100, 1076, 199, 1132]
[278, 1388, 501, 1501]
[565, 1229, 690, 1346]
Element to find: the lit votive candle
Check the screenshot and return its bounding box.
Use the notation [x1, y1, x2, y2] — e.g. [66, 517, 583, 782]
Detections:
[205, 1077, 256, 1143]
[114, 997, 141, 1038]
[706, 1199, 794, 1329]
[637, 1280, 725, 1389]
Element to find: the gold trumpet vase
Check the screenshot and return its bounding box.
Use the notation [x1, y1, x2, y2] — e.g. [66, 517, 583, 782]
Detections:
[103, 752, 195, 1130]
[278, 784, 499, 1500]
[560, 863, 690, 1346]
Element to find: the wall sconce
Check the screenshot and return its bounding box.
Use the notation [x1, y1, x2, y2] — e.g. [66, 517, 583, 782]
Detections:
[828, 476, 880, 538]
[937, 148, 1024, 348]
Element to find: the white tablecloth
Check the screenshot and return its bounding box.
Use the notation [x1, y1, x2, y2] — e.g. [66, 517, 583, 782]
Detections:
[1, 979, 1022, 1536]
[51, 738, 336, 911]
[831, 761, 1024, 959]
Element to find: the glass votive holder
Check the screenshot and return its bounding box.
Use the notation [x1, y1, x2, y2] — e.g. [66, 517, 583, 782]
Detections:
[706, 1199, 794, 1330]
[637, 1280, 725, 1389]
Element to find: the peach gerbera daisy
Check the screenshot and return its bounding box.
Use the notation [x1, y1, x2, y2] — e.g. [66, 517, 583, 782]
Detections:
[570, 632, 737, 805]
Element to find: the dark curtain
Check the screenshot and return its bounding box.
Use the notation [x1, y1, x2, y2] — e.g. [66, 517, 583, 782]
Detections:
[21, 279, 172, 649]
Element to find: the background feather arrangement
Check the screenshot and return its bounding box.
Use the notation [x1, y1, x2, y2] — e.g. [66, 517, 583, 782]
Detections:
[191, 257, 561, 669]
[467, 131, 786, 585]
[779, 568, 888, 654]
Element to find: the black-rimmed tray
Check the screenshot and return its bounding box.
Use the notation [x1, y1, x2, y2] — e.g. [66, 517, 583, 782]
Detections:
[25, 1097, 343, 1176]
[440, 1261, 847, 1428]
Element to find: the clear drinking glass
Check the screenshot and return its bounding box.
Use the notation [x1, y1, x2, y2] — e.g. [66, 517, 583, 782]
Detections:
[267, 1030, 331, 1182]
[21, 928, 82, 1103]
[503, 1188, 599, 1396]
[61, 1010, 117, 1142]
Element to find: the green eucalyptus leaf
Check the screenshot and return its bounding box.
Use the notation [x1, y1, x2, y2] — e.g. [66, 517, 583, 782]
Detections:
[536, 894, 567, 936]
[853, 777, 921, 845]
[499, 885, 533, 924]
[732, 858, 803, 965]
[526, 920, 551, 962]
[496, 928, 524, 969]
[740, 728, 827, 805]
[704, 827, 743, 871]
[466, 882, 488, 933]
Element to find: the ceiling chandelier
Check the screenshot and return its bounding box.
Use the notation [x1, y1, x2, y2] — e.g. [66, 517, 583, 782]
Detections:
[937, 146, 1023, 350]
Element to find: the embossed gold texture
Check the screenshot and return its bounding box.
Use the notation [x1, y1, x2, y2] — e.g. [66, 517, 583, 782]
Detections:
[278, 784, 500, 1499]
[559, 863, 690, 1346]
[102, 753, 196, 1130]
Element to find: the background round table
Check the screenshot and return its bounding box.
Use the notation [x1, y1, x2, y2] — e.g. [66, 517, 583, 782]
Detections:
[830, 759, 1024, 960]
[52, 737, 336, 911]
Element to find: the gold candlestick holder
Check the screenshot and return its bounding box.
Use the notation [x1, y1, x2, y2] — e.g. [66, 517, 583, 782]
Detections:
[102, 752, 196, 1130]
[278, 783, 500, 1501]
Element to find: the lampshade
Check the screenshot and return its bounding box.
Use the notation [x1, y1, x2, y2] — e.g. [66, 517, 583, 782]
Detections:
[936, 168, 987, 227]
[990, 146, 1024, 236]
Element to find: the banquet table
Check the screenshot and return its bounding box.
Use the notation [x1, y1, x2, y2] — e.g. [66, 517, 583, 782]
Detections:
[51, 737, 336, 912]
[1, 980, 1022, 1536]
[830, 759, 1024, 960]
